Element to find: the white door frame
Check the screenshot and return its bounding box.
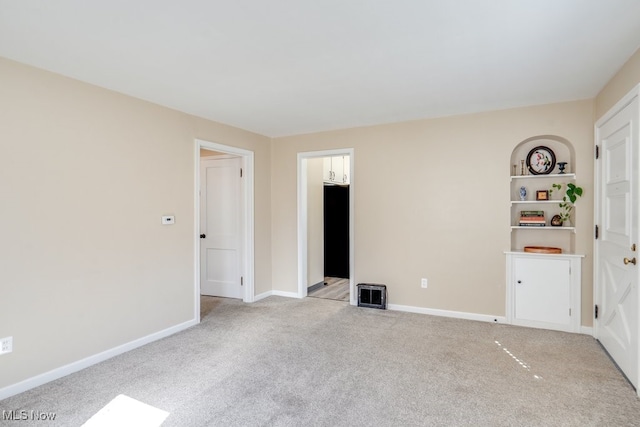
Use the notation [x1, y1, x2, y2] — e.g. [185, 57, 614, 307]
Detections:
[297, 149, 355, 304]
[594, 83, 640, 395]
[195, 139, 255, 320]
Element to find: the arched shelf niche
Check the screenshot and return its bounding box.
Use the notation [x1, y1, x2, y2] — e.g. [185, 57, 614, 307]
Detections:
[510, 135, 576, 176]
[509, 135, 577, 254]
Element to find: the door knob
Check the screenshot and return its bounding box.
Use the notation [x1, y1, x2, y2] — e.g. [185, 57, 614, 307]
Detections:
[200, 234, 206, 239]
[624, 257, 636, 265]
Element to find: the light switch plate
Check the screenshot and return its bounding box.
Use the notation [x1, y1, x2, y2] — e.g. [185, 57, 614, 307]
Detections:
[0, 336, 13, 355]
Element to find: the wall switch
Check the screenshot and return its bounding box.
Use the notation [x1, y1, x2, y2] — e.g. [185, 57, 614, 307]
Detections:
[161, 216, 175, 225]
[0, 336, 13, 355]
[421, 278, 428, 289]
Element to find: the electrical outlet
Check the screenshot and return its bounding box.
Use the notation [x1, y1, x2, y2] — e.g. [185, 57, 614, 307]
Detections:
[0, 336, 13, 355]
[421, 278, 428, 289]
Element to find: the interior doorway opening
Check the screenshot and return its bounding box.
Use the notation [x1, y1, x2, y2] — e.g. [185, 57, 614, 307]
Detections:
[297, 149, 355, 304]
[194, 139, 255, 322]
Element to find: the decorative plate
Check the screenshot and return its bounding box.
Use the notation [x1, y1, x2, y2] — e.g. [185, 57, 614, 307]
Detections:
[526, 146, 556, 175]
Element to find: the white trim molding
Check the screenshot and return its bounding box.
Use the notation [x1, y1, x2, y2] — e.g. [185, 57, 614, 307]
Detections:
[387, 303, 507, 324]
[581, 326, 594, 336]
[297, 149, 355, 304]
[195, 139, 255, 306]
[0, 319, 197, 401]
[254, 290, 302, 302]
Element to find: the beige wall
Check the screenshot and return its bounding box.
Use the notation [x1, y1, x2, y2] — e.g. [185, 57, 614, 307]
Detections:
[272, 100, 595, 321]
[596, 47, 640, 120]
[0, 57, 271, 389]
[7, 44, 635, 393]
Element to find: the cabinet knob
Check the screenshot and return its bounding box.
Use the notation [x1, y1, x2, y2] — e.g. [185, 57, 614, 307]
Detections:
[624, 257, 637, 265]
[517, 280, 522, 284]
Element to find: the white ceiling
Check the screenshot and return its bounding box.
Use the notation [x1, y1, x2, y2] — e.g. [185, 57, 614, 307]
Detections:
[1, 1, 640, 137]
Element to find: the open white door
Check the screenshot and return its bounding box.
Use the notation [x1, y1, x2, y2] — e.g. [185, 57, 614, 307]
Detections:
[595, 85, 640, 391]
[200, 156, 243, 299]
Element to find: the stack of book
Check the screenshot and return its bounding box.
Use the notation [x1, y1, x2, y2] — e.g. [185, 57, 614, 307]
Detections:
[519, 210, 545, 226]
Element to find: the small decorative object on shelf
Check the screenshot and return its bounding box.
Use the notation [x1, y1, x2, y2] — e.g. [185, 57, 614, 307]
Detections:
[557, 162, 567, 174]
[551, 214, 563, 227]
[536, 190, 549, 201]
[512, 164, 517, 176]
[519, 186, 527, 201]
[549, 182, 584, 225]
[526, 146, 556, 175]
[520, 160, 526, 176]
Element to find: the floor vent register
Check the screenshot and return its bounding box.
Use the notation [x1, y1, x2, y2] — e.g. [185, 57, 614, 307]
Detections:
[357, 283, 387, 309]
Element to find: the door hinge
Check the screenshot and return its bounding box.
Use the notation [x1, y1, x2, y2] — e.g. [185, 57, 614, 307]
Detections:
[595, 145, 600, 159]
[595, 304, 599, 319]
[595, 225, 599, 240]
[240, 168, 243, 178]
[569, 308, 572, 317]
[240, 276, 244, 286]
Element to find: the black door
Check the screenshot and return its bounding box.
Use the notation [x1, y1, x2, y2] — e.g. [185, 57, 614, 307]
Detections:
[324, 184, 349, 278]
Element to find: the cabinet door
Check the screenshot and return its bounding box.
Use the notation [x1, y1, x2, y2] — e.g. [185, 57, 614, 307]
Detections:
[514, 257, 571, 325]
[342, 156, 350, 184]
[331, 156, 344, 183]
[323, 157, 333, 181]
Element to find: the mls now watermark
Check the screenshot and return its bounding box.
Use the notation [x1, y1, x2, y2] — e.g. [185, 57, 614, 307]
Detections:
[2, 410, 57, 421]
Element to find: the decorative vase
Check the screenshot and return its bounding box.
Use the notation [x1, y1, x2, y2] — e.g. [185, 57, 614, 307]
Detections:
[519, 186, 527, 201]
[557, 162, 567, 174]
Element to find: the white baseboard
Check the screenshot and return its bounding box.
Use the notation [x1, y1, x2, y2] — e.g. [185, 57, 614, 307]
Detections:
[253, 291, 273, 302]
[387, 303, 507, 324]
[253, 290, 302, 301]
[0, 318, 198, 401]
[581, 326, 594, 336]
[271, 290, 302, 299]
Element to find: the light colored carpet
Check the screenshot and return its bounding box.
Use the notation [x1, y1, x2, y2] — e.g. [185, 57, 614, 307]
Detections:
[2, 296, 640, 426]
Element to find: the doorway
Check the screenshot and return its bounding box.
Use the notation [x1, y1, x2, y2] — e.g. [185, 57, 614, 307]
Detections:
[297, 150, 354, 304]
[195, 139, 255, 321]
[200, 153, 243, 299]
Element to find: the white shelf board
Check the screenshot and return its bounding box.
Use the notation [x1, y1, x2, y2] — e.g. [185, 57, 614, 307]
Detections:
[510, 173, 575, 180]
[511, 226, 575, 232]
[504, 251, 585, 258]
[511, 200, 559, 204]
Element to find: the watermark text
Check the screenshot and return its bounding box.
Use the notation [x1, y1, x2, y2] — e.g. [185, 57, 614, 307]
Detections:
[2, 410, 57, 421]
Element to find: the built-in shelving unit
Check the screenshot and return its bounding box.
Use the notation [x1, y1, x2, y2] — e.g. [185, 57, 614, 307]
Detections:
[505, 136, 584, 333]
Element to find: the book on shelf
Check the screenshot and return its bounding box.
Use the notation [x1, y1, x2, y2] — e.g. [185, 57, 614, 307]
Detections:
[519, 216, 545, 221]
[518, 223, 546, 227]
[520, 210, 545, 216]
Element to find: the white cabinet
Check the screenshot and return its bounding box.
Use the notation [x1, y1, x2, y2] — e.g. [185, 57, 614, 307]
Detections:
[506, 138, 584, 333]
[505, 252, 583, 333]
[323, 156, 349, 184]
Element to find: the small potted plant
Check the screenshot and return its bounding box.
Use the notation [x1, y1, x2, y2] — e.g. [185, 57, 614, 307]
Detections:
[549, 183, 583, 226]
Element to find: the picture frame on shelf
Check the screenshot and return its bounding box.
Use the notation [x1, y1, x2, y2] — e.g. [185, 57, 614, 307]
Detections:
[526, 146, 556, 175]
[536, 190, 549, 201]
